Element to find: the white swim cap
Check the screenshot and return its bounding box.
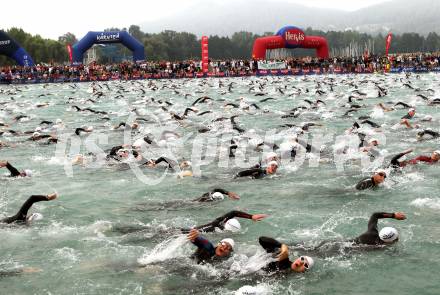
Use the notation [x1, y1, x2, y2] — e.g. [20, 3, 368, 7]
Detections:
[423, 115, 433, 121]
[433, 150, 440, 156]
[303, 256, 314, 269]
[24, 169, 33, 177]
[35, 127, 42, 132]
[265, 152, 278, 161]
[224, 218, 241, 232]
[235, 286, 259, 295]
[220, 238, 235, 250]
[379, 227, 399, 243]
[27, 212, 43, 222]
[56, 118, 62, 124]
[33, 132, 41, 137]
[211, 192, 224, 200]
[180, 160, 192, 168]
[267, 161, 278, 167]
[409, 108, 416, 112]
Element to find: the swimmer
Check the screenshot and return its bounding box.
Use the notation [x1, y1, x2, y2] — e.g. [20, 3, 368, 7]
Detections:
[234, 161, 278, 179]
[355, 169, 387, 190]
[417, 129, 439, 140]
[258, 236, 314, 273]
[390, 149, 440, 168]
[1, 193, 57, 224]
[0, 161, 33, 177]
[182, 210, 267, 233]
[187, 228, 234, 264]
[192, 189, 240, 202]
[352, 212, 406, 245]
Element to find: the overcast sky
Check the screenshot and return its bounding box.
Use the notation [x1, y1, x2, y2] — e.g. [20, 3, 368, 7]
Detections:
[2, 0, 391, 40]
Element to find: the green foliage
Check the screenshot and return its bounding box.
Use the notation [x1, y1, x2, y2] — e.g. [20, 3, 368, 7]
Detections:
[3, 26, 440, 66]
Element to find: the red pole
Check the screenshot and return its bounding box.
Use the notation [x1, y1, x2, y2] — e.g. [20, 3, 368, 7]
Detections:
[201, 36, 209, 74]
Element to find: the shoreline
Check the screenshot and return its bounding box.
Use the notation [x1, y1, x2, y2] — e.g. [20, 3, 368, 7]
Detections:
[1, 67, 439, 85]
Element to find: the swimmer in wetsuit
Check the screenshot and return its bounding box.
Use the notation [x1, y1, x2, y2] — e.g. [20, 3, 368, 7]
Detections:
[355, 169, 387, 190]
[352, 212, 406, 245]
[187, 229, 234, 264]
[192, 188, 240, 202]
[234, 161, 278, 179]
[0, 161, 33, 177]
[181, 210, 267, 233]
[390, 149, 440, 168]
[1, 193, 57, 224]
[258, 236, 314, 273]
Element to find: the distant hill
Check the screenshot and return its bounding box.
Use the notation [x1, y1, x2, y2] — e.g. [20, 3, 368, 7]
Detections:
[139, 0, 440, 36]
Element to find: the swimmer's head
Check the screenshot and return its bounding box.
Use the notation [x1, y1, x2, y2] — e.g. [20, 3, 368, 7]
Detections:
[27, 212, 43, 223]
[32, 131, 41, 138]
[117, 149, 129, 158]
[35, 126, 42, 132]
[224, 218, 241, 232]
[216, 238, 234, 257]
[422, 115, 433, 122]
[56, 118, 63, 125]
[180, 160, 192, 169]
[291, 256, 314, 273]
[379, 227, 399, 243]
[266, 161, 278, 174]
[265, 152, 279, 163]
[373, 169, 387, 184]
[23, 169, 33, 177]
[211, 192, 225, 201]
[408, 108, 416, 117]
[131, 122, 139, 129]
[432, 150, 440, 161]
[369, 138, 379, 146]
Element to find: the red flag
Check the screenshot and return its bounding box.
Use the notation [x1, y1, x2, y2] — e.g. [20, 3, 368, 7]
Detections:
[385, 33, 392, 56]
[201, 36, 209, 74]
[67, 44, 73, 63]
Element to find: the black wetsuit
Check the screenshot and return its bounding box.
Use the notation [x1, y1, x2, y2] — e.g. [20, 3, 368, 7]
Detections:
[355, 177, 376, 190]
[353, 212, 396, 245]
[1, 195, 49, 224]
[182, 210, 253, 234]
[192, 188, 230, 202]
[191, 236, 222, 264]
[418, 130, 439, 139]
[259, 237, 292, 272]
[4, 162, 21, 177]
[235, 168, 267, 179]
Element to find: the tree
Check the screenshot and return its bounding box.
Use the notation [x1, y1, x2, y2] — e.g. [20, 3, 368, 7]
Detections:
[58, 32, 77, 45]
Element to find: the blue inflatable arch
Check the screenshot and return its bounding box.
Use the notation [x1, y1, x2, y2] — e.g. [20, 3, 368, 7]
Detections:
[0, 30, 35, 66]
[72, 31, 145, 63]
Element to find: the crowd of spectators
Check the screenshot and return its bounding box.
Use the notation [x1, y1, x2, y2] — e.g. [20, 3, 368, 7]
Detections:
[1, 52, 440, 84]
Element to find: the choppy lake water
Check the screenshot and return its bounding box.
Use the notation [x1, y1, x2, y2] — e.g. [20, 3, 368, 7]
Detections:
[1, 73, 440, 295]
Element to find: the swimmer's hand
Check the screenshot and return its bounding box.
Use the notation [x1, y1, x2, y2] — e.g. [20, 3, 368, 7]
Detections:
[277, 244, 289, 261]
[47, 193, 58, 201]
[394, 212, 406, 220]
[187, 229, 200, 242]
[402, 149, 414, 155]
[227, 192, 240, 200]
[251, 214, 268, 222]
[0, 160, 7, 167]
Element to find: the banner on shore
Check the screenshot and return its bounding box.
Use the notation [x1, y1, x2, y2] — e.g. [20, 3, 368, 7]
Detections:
[201, 36, 209, 74]
[385, 33, 392, 56]
[67, 44, 73, 63]
[257, 61, 287, 70]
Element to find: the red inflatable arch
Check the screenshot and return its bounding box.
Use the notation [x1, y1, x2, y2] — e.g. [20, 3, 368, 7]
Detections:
[252, 26, 329, 59]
